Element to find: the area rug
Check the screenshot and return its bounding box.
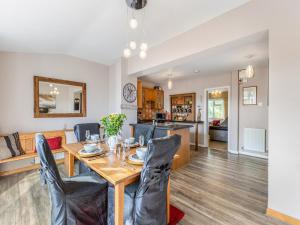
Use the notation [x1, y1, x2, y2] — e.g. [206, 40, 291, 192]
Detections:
[169, 204, 185, 225]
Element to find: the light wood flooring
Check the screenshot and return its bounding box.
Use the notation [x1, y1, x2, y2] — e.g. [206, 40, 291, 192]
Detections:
[171, 148, 287, 225]
[0, 149, 287, 225]
[209, 140, 228, 151]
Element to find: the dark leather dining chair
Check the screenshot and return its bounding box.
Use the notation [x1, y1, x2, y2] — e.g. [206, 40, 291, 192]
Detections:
[74, 123, 101, 142]
[74, 123, 101, 173]
[35, 133, 108, 225]
[108, 134, 181, 225]
[133, 124, 155, 146]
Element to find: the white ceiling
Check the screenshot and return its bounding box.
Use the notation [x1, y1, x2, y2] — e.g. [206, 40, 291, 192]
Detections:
[139, 31, 269, 84]
[0, 0, 250, 65]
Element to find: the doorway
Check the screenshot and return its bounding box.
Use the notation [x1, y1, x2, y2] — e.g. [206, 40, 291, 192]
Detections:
[205, 87, 229, 151]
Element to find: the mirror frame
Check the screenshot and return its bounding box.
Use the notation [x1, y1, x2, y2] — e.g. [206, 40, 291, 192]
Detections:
[34, 76, 87, 118]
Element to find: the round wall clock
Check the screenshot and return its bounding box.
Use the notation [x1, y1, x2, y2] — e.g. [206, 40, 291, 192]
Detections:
[123, 83, 137, 103]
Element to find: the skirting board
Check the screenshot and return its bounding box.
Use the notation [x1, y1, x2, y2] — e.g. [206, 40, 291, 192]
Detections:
[267, 208, 300, 225]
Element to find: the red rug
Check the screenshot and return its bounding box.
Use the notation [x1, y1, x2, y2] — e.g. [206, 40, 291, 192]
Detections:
[169, 204, 185, 225]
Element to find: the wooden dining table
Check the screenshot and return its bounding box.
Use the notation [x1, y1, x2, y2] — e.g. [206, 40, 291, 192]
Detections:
[63, 142, 170, 225]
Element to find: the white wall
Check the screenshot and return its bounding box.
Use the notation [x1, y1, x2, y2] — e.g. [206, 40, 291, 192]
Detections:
[127, 0, 300, 219]
[239, 65, 269, 151]
[0, 52, 109, 133]
[108, 58, 137, 138]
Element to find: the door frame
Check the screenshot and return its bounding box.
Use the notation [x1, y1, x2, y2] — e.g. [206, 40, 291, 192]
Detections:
[203, 86, 231, 152]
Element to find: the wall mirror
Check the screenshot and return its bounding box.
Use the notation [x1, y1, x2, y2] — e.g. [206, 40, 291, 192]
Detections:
[34, 76, 86, 118]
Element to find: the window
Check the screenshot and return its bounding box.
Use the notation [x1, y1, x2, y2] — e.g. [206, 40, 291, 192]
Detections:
[208, 99, 225, 120]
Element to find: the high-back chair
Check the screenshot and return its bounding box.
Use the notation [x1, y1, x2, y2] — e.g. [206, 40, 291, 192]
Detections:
[133, 124, 155, 146]
[74, 123, 100, 142]
[35, 133, 108, 225]
[74, 123, 100, 173]
[108, 134, 181, 225]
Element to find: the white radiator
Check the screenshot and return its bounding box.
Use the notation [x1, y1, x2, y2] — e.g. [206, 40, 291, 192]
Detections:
[243, 128, 266, 152]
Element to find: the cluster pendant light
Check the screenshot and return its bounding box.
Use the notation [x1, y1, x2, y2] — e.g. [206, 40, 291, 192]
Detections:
[49, 84, 59, 95]
[123, 0, 148, 59]
[211, 90, 222, 98]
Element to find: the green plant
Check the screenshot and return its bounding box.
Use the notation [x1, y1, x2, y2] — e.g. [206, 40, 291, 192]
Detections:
[101, 113, 127, 137]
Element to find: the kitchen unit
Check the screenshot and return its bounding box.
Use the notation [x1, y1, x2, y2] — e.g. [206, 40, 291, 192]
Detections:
[130, 123, 192, 169]
[137, 80, 164, 121]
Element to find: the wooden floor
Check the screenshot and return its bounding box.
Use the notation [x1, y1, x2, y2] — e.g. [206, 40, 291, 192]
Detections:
[171, 148, 287, 225]
[0, 149, 287, 225]
[209, 140, 228, 151]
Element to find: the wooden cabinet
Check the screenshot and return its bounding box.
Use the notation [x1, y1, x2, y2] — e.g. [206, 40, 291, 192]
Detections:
[137, 81, 164, 110]
[137, 80, 143, 108]
[143, 88, 155, 102]
[154, 90, 164, 109]
[170, 93, 196, 121]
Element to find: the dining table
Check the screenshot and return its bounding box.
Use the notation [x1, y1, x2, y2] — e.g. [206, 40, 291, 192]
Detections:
[63, 142, 171, 225]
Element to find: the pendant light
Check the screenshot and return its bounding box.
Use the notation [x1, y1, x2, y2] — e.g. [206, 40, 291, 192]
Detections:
[129, 41, 137, 50]
[168, 75, 173, 90]
[246, 65, 254, 78]
[129, 17, 138, 29]
[123, 0, 148, 59]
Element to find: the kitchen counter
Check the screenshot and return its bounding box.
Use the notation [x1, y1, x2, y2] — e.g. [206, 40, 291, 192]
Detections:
[130, 122, 193, 131]
[138, 120, 204, 124]
[129, 123, 191, 169]
[136, 120, 203, 151]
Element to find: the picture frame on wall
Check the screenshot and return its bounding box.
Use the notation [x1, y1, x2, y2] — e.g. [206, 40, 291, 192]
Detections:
[243, 86, 257, 105]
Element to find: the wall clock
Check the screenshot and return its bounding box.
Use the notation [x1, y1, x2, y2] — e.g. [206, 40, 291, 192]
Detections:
[123, 83, 137, 103]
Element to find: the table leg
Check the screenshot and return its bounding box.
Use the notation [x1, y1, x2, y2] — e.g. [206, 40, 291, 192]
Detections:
[167, 178, 170, 224]
[66, 152, 74, 177]
[115, 182, 125, 225]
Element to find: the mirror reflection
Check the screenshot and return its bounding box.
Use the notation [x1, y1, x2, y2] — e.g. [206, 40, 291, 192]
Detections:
[39, 82, 83, 114]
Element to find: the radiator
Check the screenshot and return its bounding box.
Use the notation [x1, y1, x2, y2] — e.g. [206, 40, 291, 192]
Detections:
[243, 128, 266, 152]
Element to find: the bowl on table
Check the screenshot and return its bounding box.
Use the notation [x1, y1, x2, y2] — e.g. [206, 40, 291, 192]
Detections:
[129, 137, 135, 144]
[84, 143, 98, 153]
[136, 147, 147, 160]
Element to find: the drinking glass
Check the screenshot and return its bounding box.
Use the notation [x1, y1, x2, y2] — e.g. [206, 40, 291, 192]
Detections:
[85, 130, 91, 141]
[122, 140, 130, 162]
[139, 135, 145, 147]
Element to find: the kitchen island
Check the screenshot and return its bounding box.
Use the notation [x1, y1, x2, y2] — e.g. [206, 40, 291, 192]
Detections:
[130, 123, 192, 169]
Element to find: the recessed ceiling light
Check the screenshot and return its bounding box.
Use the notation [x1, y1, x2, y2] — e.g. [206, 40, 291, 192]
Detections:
[194, 69, 200, 73]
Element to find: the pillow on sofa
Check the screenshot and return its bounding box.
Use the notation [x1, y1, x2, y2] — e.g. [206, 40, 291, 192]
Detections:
[212, 120, 221, 126]
[0, 132, 24, 160]
[46, 137, 62, 150]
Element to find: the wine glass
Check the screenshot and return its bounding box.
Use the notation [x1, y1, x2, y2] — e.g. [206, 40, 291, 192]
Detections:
[139, 135, 145, 147]
[85, 130, 91, 142]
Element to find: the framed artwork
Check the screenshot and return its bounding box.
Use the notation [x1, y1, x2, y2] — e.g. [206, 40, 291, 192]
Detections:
[243, 86, 257, 105]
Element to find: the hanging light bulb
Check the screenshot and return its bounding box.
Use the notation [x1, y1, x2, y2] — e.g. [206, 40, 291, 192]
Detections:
[129, 41, 137, 50]
[140, 42, 148, 51]
[168, 75, 173, 90]
[129, 18, 138, 29]
[139, 50, 147, 59]
[246, 65, 254, 78]
[123, 48, 131, 58]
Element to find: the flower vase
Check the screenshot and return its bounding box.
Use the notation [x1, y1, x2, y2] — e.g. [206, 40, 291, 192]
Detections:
[107, 135, 118, 151]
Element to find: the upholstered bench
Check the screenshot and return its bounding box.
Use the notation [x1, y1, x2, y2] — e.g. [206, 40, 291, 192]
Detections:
[0, 130, 68, 176]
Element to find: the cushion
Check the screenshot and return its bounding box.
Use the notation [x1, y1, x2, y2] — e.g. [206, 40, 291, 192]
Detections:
[212, 120, 221, 126]
[46, 137, 62, 150]
[0, 132, 24, 160]
[65, 131, 78, 144]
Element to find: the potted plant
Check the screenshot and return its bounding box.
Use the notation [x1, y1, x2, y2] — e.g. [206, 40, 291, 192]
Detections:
[101, 113, 127, 150]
